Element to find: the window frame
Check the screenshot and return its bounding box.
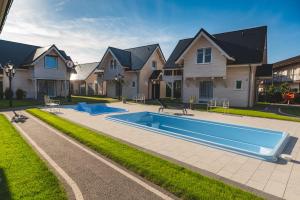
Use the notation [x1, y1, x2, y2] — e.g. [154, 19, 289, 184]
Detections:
[131, 81, 136, 88]
[44, 55, 58, 69]
[197, 47, 212, 64]
[152, 61, 157, 70]
[235, 80, 243, 90]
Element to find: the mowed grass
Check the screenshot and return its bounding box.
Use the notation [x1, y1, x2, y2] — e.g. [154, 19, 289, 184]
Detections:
[0, 114, 67, 200]
[280, 106, 300, 117]
[0, 99, 41, 109]
[27, 108, 262, 200]
[194, 104, 300, 122]
[0, 95, 119, 110]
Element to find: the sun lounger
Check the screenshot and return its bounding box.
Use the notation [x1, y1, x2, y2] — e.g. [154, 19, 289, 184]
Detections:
[157, 99, 188, 115]
[11, 111, 28, 123]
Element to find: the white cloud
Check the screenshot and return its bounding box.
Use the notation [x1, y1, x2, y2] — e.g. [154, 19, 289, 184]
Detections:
[0, 0, 175, 63]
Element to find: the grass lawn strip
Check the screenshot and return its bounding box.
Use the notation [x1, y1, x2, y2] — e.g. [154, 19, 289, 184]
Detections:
[27, 108, 262, 200]
[210, 107, 300, 122]
[0, 114, 67, 200]
[280, 106, 300, 117]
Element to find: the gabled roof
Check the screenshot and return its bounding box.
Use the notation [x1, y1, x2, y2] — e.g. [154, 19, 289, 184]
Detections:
[256, 64, 273, 78]
[273, 55, 300, 69]
[165, 26, 267, 69]
[70, 62, 99, 81]
[0, 39, 71, 68]
[101, 44, 164, 71]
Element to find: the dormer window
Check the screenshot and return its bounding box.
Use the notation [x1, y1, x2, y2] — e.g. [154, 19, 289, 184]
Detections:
[197, 48, 212, 64]
[152, 61, 157, 70]
[45, 55, 58, 69]
[110, 59, 117, 70]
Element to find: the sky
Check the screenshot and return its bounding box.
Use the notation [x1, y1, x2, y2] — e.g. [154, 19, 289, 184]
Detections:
[1, 0, 300, 64]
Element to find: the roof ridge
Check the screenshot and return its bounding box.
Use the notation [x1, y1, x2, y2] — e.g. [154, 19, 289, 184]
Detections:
[77, 61, 100, 65]
[213, 25, 267, 36]
[0, 39, 41, 48]
[124, 43, 159, 51]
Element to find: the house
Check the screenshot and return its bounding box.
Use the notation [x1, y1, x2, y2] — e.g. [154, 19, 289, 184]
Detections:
[99, 44, 166, 99]
[164, 26, 268, 107]
[70, 62, 106, 96]
[0, 39, 74, 99]
[0, 0, 13, 33]
[272, 55, 300, 92]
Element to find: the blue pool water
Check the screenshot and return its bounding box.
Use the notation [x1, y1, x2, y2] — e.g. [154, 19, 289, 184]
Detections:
[67, 103, 127, 115]
[107, 112, 289, 161]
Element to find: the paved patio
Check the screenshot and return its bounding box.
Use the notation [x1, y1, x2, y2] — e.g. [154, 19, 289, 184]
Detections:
[55, 102, 300, 200]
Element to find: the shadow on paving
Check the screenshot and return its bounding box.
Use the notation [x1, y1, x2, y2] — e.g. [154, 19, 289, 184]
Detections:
[0, 168, 12, 200]
[278, 136, 300, 165]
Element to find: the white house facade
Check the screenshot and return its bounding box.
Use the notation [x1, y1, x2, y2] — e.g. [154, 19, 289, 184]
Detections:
[163, 26, 268, 107]
[0, 40, 73, 99]
[99, 44, 166, 99]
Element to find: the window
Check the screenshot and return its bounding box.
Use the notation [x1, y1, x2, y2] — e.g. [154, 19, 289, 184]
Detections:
[110, 59, 117, 70]
[174, 70, 183, 76]
[235, 80, 242, 90]
[152, 61, 157, 70]
[197, 48, 212, 64]
[132, 81, 136, 88]
[166, 82, 172, 97]
[45, 55, 58, 69]
[164, 70, 172, 76]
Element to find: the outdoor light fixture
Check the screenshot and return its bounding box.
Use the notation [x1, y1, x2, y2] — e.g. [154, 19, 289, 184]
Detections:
[4, 62, 15, 107]
[114, 74, 123, 100]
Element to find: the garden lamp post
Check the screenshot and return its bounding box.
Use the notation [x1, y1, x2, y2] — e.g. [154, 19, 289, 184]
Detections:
[114, 74, 123, 100]
[4, 62, 16, 107]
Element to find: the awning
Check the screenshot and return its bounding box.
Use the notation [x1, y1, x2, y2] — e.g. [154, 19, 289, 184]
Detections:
[149, 70, 162, 80]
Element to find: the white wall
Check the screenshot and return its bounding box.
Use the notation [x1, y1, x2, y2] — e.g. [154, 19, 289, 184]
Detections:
[182, 36, 227, 78]
[182, 66, 251, 107]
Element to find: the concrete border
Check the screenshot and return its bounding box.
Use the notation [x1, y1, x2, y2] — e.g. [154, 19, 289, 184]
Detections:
[28, 112, 174, 200]
[3, 113, 84, 200]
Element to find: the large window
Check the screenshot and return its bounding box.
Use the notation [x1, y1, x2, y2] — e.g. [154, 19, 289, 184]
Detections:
[173, 80, 182, 98]
[166, 82, 172, 97]
[45, 56, 58, 69]
[197, 48, 212, 64]
[110, 59, 117, 70]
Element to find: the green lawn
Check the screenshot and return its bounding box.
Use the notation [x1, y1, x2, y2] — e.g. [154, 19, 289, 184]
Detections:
[0, 95, 119, 110]
[0, 99, 41, 109]
[193, 104, 300, 122]
[27, 108, 262, 200]
[280, 106, 300, 117]
[0, 114, 67, 200]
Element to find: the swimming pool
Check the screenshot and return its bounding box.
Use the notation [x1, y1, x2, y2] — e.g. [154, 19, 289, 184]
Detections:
[66, 102, 127, 115]
[107, 112, 289, 161]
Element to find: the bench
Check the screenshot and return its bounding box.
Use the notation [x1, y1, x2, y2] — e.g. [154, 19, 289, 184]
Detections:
[134, 94, 146, 104]
[207, 98, 229, 112]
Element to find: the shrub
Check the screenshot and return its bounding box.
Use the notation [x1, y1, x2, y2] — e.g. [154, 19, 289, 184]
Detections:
[16, 89, 26, 100]
[0, 90, 3, 99]
[4, 88, 13, 99]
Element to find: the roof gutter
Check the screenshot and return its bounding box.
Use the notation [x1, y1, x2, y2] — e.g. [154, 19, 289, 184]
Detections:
[0, 0, 13, 34]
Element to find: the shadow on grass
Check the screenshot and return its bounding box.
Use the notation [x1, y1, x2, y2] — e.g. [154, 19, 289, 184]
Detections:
[0, 168, 11, 200]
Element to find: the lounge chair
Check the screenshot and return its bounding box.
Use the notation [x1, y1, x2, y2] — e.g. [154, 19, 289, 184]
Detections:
[44, 95, 61, 112]
[11, 111, 28, 123]
[157, 99, 188, 115]
[134, 94, 146, 104]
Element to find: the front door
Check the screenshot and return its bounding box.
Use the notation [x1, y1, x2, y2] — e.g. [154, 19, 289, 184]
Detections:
[152, 83, 160, 99]
[115, 82, 122, 98]
[199, 81, 213, 101]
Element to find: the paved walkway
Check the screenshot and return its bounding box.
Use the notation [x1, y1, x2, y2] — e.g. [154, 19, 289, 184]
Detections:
[5, 111, 173, 200]
[57, 102, 300, 200]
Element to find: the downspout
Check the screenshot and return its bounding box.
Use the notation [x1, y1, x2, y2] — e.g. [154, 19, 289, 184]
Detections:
[137, 71, 140, 96]
[247, 65, 252, 107]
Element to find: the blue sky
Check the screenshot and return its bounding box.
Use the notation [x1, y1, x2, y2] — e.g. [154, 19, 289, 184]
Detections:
[1, 0, 300, 63]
